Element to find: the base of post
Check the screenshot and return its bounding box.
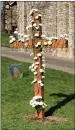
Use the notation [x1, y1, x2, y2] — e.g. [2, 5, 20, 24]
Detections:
[35, 110, 45, 119]
[23, 114, 67, 123]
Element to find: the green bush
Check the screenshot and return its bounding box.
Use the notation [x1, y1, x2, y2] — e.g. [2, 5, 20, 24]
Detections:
[1, 31, 9, 47]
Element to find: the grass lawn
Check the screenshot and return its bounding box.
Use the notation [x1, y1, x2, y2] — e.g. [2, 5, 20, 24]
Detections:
[1, 31, 9, 47]
[1, 56, 75, 130]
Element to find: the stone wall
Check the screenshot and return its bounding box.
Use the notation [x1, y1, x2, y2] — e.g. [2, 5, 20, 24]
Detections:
[57, 2, 69, 36]
[17, 1, 75, 59]
[17, 2, 24, 34]
[5, 3, 17, 33]
[68, 2, 75, 58]
[25, 2, 57, 37]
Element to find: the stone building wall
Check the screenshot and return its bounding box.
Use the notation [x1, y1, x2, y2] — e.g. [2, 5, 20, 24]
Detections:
[17, 2, 27, 34]
[56, 2, 69, 37]
[5, 2, 17, 33]
[68, 2, 75, 58]
[24, 2, 57, 37]
[17, 2, 24, 34]
[17, 1, 75, 59]
[11, 5, 17, 26]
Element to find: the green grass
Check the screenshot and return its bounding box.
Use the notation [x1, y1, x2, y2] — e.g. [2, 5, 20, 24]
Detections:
[1, 56, 75, 130]
[1, 31, 9, 47]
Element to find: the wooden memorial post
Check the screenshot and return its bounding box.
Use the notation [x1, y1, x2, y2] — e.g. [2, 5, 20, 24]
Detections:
[32, 10, 45, 119]
[9, 9, 68, 120]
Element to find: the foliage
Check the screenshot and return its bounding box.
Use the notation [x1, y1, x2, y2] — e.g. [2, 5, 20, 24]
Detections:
[1, 57, 74, 130]
[1, 31, 9, 47]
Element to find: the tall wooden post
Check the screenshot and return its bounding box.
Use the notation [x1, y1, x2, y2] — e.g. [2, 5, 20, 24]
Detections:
[31, 11, 45, 119]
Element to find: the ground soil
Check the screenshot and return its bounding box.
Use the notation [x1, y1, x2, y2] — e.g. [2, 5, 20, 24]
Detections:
[23, 114, 67, 123]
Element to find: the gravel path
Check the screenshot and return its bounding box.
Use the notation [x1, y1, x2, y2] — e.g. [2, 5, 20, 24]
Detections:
[1, 47, 74, 74]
